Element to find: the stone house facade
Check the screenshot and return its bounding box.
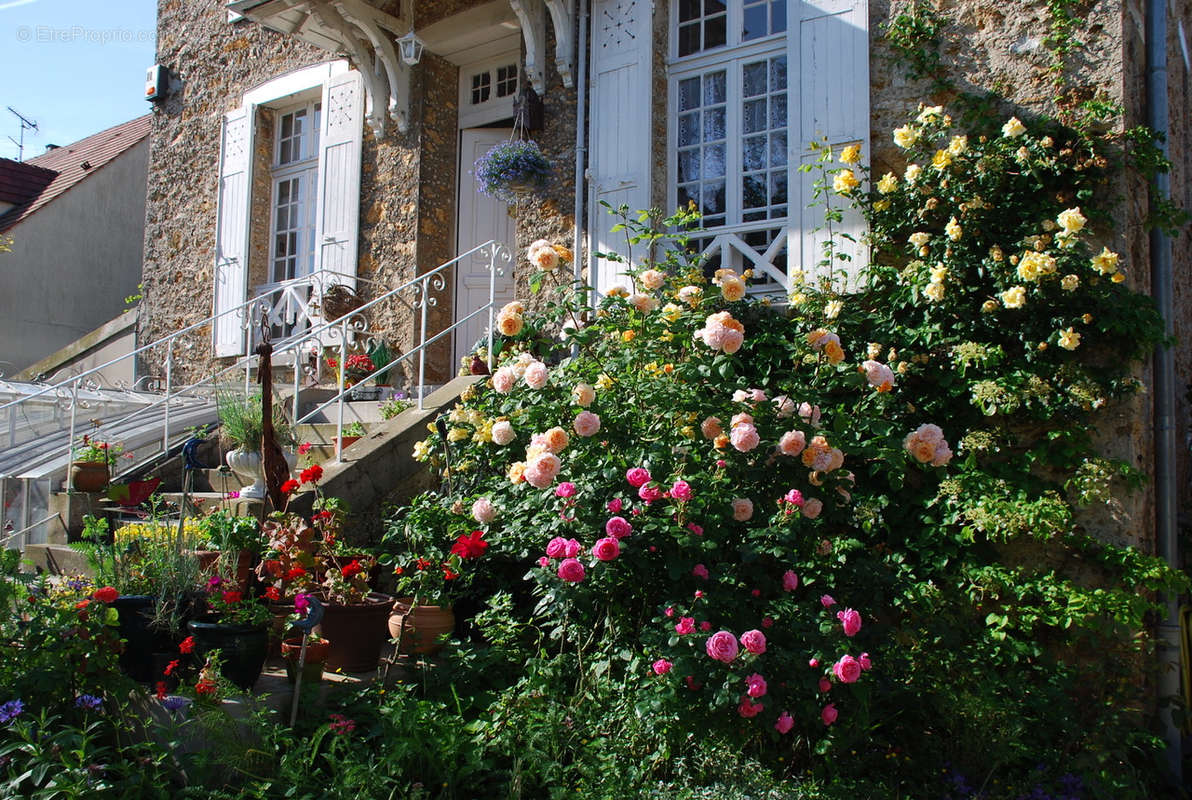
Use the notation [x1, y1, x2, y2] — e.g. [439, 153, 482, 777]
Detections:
[139, 0, 1191, 547]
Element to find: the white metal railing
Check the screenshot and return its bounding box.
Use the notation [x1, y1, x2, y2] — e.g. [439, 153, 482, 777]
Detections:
[0, 241, 510, 499]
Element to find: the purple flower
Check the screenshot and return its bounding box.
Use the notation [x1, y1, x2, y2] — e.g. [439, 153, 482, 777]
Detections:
[161, 695, 188, 712]
[225, 490, 241, 499]
[294, 593, 312, 614]
[0, 700, 24, 724]
[75, 694, 102, 711]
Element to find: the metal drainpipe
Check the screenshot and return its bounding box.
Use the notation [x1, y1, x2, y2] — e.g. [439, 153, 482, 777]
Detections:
[572, 0, 590, 301]
[1145, 0, 1183, 783]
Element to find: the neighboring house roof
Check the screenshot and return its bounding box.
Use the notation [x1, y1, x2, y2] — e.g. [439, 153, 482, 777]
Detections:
[0, 114, 152, 233]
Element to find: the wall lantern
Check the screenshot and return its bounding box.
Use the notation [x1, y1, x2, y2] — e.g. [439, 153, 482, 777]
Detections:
[397, 31, 424, 66]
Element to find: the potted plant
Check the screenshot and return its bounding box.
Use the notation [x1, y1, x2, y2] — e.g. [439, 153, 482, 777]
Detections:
[216, 388, 296, 499]
[473, 138, 553, 203]
[255, 510, 320, 653]
[70, 434, 127, 492]
[186, 573, 272, 691]
[379, 394, 413, 421]
[194, 511, 261, 591]
[367, 339, 394, 389]
[335, 421, 366, 449]
[381, 496, 487, 655]
[280, 630, 331, 685]
[326, 352, 378, 399]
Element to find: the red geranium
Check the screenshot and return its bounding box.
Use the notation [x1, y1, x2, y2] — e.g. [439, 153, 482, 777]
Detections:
[297, 442, 312, 456]
[221, 590, 242, 604]
[285, 566, 307, 580]
[341, 560, 363, 579]
[195, 679, 217, 697]
[280, 479, 300, 495]
[264, 586, 280, 601]
[93, 586, 119, 604]
[178, 636, 196, 654]
[164, 659, 180, 676]
[450, 530, 489, 560]
[300, 464, 323, 485]
[155, 681, 168, 700]
[443, 566, 459, 580]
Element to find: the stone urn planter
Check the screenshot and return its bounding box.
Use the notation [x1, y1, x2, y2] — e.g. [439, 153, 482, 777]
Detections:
[186, 617, 270, 691]
[70, 460, 110, 492]
[225, 448, 296, 499]
[389, 598, 455, 655]
[315, 592, 393, 672]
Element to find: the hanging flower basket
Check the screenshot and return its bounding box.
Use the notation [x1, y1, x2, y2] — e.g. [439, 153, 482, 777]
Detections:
[474, 139, 553, 203]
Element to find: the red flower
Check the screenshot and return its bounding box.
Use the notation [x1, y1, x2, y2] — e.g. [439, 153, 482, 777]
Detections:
[195, 679, 217, 697]
[285, 566, 307, 580]
[164, 659, 180, 676]
[300, 464, 323, 485]
[75, 599, 92, 611]
[93, 586, 119, 604]
[264, 586, 280, 601]
[155, 681, 168, 701]
[297, 442, 313, 456]
[178, 636, 196, 654]
[341, 560, 363, 579]
[280, 479, 300, 495]
[450, 530, 488, 560]
[393, 566, 404, 576]
[443, 566, 459, 580]
[221, 590, 242, 604]
[313, 510, 334, 524]
[415, 557, 431, 570]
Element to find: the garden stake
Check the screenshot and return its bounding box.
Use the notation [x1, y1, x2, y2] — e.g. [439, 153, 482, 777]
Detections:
[289, 594, 324, 726]
[434, 415, 453, 496]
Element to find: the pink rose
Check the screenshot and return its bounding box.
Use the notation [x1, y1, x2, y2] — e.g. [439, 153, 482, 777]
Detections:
[859, 652, 872, 671]
[762, 616, 773, 628]
[699, 621, 711, 631]
[837, 608, 862, 637]
[492, 367, 516, 394]
[471, 497, 497, 524]
[652, 659, 672, 675]
[783, 489, 805, 507]
[820, 594, 836, 608]
[664, 606, 675, 617]
[592, 537, 620, 561]
[557, 558, 585, 583]
[670, 480, 693, 501]
[782, 570, 799, 592]
[692, 563, 709, 580]
[809, 658, 819, 668]
[732, 498, 754, 521]
[573, 411, 601, 437]
[802, 497, 823, 519]
[774, 711, 794, 734]
[537, 556, 550, 568]
[545, 537, 568, 558]
[675, 617, 695, 635]
[638, 484, 663, 503]
[687, 522, 703, 535]
[744, 673, 767, 698]
[705, 631, 739, 663]
[607, 498, 623, 513]
[778, 430, 807, 457]
[563, 538, 582, 558]
[740, 629, 767, 655]
[605, 516, 633, 539]
[694, 590, 704, 599]
[626, 467, 651, 487]
[523, 361, 549, 389]
[737, 696, 764, 718]
[821, 703, 838, 726]
[555, 482, 577, 498]
[773, 395, 796, 418]
[833, 655, 862, 684]
[819, 677, 832, 693]
[730, 423, 760, 452]
[700, 417, 723, 440]
[491, 420, 516, 445]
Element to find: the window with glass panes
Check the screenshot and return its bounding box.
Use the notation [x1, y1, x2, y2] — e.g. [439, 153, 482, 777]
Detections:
[670, 1, 789, 256]
[270, 102, 320, 282]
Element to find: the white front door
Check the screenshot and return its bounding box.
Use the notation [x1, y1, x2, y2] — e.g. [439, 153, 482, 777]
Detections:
[455, 128, 516, 365]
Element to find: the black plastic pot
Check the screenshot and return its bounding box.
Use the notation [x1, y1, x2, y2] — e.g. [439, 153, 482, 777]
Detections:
[113, 595, 166, 683]
[186, 617, 269, 691]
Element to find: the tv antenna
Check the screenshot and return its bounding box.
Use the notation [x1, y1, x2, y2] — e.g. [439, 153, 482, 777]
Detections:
[6, 107, 39, 162]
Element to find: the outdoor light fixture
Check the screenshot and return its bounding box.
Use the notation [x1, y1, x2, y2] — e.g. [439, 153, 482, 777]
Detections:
[397, 31, 424, 65]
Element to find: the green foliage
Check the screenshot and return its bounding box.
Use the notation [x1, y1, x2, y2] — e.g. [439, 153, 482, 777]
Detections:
[216, 388, 295, 452]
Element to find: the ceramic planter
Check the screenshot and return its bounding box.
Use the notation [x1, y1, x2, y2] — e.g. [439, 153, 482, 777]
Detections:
[389, 598, 455, 655]
[186, 617, 269, 691]
[315, 592, 393, 672]
[226, 448, 296, 499]
[281, 636, 331, 684]
[70, 460, 110, 492]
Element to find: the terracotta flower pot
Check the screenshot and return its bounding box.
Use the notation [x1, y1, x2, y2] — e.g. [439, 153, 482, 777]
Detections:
[70, 460, 110, 492]
[281, 636, 330, 684]
[315, 592, 393, 672]
[334, 436, 361, 450]
[193, 549, 253, 590]
[389, 598, 455, 655]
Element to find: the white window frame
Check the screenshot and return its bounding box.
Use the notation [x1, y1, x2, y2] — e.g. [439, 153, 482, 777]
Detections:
[458, 54, 521, 128]
[667, 1, 794, 276]
[269, 99, 321, 284]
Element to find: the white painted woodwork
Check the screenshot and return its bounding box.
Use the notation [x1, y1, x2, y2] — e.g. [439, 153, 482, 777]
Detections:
[213, 105, 254, 357]
[588, 0, 652, 298]
[544, 0, 577, 88]
[509, 0, 548, 94]
[456, 129, 517, 364]
[796, 0, 869, 288]
[314, 70, 364, 291]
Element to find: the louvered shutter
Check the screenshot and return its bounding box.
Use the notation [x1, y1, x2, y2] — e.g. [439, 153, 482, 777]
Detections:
[315, 70, 364, 290]
[212, 105, 254, 357]
[796, 0, 869, 288]
[588, 0, 652, 298]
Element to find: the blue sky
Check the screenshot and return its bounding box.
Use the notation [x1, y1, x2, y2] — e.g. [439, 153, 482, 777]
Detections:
[0, 0, 157, 161]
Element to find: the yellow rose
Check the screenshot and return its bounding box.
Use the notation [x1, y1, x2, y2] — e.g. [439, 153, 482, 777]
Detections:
[661, 302, 683, 322]
[989, 246, 1004, 262]
[1061, 274, 1079, 291]
[1016, 257, 1040, 282]
[948, 135, 967, 155]
[497, 312, 524, 336]
[595, 373, 614, 391]
[840, 144, 862, 164]
[621, 330, 636, 342]
[833, 169, 859, 194]
[877, 173, 898, 194]
[412, 440, 432, 461]
[893, 125, 918, 148]
[1091, 247, 1119, 275]
[1057, 327, 1081, 350]
[507, 461, 527, 483]
[824, 300, 843, 319]
[924, 281, 946, 302]
[1001, 286, 1027, 309]
[1111, 272, 1126, 283]
[930, 265, 948, 282]
[981, 299, 998, 313]
[904, 164, 921, 183]
[789, 292, 808, 305]
[721, 277, 747, 302]
[1002, 117, 1027, 137]
[917, 105, 944, 123]
[1056, 207, 1086, 234]
[447, 427, 469, 443]
[1014, 146, 1030, 163]
[874, 199, 891, 211]
[909, 232, 931, 248]
[932, 149, 952, 170]
[945, 217, 962, 241]
[824, 340, 845, 364]
[1081, 313, 1093, 324]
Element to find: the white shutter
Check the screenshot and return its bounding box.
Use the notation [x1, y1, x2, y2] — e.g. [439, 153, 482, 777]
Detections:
[796, 0, 869, 288]
[315, 70, 364, 290]
[588, 0, 652, 298]
[213, 105, 254, 357]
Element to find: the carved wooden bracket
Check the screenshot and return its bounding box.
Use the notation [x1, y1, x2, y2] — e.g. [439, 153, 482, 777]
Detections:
[510, 0, 575, 93]
[544, 0, 576, 89]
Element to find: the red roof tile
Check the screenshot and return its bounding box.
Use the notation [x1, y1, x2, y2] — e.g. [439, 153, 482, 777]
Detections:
[0, 114, 151, 233]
